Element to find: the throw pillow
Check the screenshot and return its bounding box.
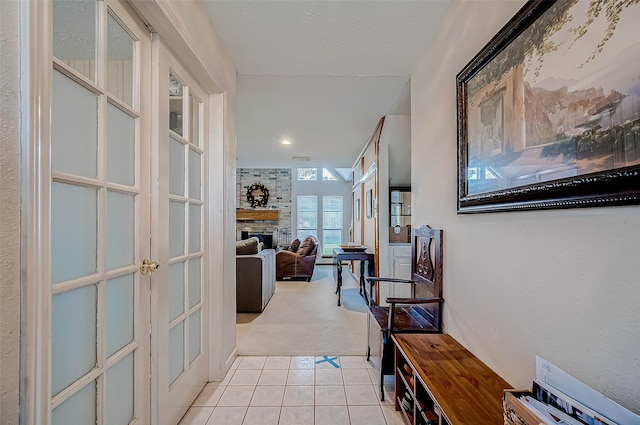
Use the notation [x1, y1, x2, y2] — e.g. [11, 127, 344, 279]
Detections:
[288, 239, 300, 252]
[296, 236, 315, 256]
[236, 236, 260, 255]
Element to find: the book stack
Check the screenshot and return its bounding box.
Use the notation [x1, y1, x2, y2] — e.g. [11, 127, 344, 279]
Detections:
[517, 379, 617, 425]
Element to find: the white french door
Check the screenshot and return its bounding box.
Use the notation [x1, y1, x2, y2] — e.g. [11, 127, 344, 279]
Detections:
[31, 2, 212, 424]
[48, 0, 150, 424]
[151, 41, 210, 425]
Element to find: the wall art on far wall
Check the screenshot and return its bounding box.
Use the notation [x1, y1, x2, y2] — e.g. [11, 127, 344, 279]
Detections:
[457, 0, 640, 213]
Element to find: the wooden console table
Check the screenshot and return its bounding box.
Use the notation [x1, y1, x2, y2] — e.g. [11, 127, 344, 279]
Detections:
[392, 333, 511, 425]
[332, 248, 374, 306]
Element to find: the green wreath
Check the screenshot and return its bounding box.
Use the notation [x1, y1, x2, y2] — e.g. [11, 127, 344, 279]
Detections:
[246, 183, 269, 207]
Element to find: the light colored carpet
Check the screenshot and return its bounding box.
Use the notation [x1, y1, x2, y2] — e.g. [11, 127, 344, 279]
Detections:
[236, 265, 369, 356]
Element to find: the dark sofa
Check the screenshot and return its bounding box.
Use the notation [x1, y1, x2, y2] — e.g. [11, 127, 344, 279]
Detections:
[236, 237, 276, 312]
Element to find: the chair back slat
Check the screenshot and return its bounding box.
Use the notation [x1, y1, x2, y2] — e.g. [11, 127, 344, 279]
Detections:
[411, 225, 443, 331]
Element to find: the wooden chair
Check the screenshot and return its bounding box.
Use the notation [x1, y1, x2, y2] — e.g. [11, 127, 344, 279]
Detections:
[366, 225, 443, 400]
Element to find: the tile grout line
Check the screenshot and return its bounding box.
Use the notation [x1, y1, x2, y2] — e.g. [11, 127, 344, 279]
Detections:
[184, 355, 400, 425]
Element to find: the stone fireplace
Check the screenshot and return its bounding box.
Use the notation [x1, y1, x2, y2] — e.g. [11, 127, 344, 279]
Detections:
[236, 168, 292, 248]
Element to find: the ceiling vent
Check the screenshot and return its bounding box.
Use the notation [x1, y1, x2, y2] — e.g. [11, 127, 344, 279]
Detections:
[292, 156, 311, 161]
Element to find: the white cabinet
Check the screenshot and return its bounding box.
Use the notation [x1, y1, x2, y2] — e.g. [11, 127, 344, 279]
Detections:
[375, 244, 412, 306]
[391, 245, 412, 299]
[391, 245, 411, 280]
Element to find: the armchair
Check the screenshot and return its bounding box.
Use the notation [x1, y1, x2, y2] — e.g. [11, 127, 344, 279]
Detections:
[366, 225, 443, 401]
[276, 235, 319, 281]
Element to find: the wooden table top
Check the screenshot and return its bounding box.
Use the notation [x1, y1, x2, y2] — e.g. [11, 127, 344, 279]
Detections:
[332, 248, 374, 261]
[392, 333, 511, 425]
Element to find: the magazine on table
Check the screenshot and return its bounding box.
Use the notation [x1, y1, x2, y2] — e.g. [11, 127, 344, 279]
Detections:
[518, 396, 559, 425]
[521, 395, 585, 425]
[536, 357, 640, 425]
[532, 380, 617, 425]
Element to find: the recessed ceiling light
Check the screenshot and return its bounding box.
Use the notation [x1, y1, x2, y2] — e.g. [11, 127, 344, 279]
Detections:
[281, 139, 291, 145]
[293, 156, 311, 161]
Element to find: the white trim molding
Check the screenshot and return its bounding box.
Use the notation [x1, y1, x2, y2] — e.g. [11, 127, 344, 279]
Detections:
[20, 0, 53, 424]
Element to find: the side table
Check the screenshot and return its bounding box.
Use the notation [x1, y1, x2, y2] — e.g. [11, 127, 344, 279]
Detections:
[332, 248, 374, 306]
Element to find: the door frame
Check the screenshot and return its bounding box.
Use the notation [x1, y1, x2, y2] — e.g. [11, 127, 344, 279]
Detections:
[22, 0, 54, 422]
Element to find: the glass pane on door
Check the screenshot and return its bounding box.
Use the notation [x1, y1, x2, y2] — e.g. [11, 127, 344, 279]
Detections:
[106, 190, 135, 271]
[105, 353, 134, 425]
[169, 201, 186, 257]
[107, 13, 135, 107]
[169, 322, 185, 385]
[52, 381, 97, 425]
[188, 149, 201, 199]
[106, 274, 135, 357]
[51, 182, 97, 284]
[190, 94, 200, 147]
[189, 310, 201, 364]
[169, 138, 185, 196]
[169, 74, 183, 135]
[51, 285, 97, 395]
[169, 263, 185, 322]
[52, 70, 98, 178]
[52, 0, 96, 81]
[107, 103, 135, 186]
[189, 204, 201, 253]
[188, 258, 201, 308]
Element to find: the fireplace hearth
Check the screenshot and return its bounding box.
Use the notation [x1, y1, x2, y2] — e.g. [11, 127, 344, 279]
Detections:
[240, 230, 274, 249]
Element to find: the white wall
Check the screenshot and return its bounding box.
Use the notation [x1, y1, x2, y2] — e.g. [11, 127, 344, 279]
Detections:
[411, 0, 640, 413]
[385, 115, 411, 187]
[0, 1, 21, 422]
[378, 115, 411, 277]
[352, 115, 410, 277]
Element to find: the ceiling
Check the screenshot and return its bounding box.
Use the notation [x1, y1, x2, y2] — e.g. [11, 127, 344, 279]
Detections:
[200, 1, 454, 170]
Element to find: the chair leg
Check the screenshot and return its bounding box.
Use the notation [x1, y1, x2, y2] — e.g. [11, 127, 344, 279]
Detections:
[380, 368, 385, 401]
[379, 331, 389, 401]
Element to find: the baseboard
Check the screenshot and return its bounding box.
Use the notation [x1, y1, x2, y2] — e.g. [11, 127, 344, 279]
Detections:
[225, 348, 238, 369]
[212, 348, 237, 383]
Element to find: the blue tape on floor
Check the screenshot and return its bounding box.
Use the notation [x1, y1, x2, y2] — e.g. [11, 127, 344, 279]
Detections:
[315, 356, 340, 368]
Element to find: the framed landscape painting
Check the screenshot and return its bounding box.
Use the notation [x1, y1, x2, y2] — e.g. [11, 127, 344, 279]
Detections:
[457, 0, 640, 213]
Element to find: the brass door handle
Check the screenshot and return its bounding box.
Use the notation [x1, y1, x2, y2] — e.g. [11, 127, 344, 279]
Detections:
[139, 259, 159, 274]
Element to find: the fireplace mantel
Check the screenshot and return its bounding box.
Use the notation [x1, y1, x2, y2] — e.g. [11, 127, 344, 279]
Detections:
[236, 209, 279, 221]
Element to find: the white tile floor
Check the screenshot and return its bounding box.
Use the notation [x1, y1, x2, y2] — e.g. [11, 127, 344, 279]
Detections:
[180, 355, 405, 425]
